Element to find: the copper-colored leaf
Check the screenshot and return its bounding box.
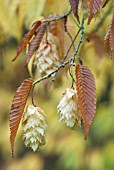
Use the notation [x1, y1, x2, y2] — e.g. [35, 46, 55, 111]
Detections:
[102, 0, 110, 8]
[88, 0, 102, 24]
[12, 21, 41, 61]
[69, 0, 80, 23]
[88, 0, 93, 24]
[49, 18, 65, 59]
[25, 21, 47, 65]
[10, 78, 33, 157]
[104, 13, 114, 56]
[88, 33, 105, 58]
[76, 64, 97, 139]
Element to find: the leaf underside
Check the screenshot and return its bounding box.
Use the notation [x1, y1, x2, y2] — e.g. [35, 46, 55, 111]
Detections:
[10, 78, 33, 157]
[76, 64, 97, 139]
[12, 21, 41, 61]
[25, 21, 47, 65]
[49, 18, 65, 59]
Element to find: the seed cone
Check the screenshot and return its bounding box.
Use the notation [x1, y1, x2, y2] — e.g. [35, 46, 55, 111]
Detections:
[57, 88, 82, 129]
[22, 104, 48, 151]
[34, 33, 60, 77]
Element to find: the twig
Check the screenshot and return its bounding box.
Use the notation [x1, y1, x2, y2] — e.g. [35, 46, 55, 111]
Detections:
[68, 65, 76, 88]
[43, 10, 72, 23]
[33, 17, 84, 86]
[71, 13, 89, 41]
[31, 17, 85, 105]
[70, 16, 84, 63]
[62, 26, 82, 62]
[64, 16, 75, 51]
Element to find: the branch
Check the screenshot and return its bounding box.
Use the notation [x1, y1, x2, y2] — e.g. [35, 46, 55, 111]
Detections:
[62, 26, 82, 62]
[64, 16, 75, 51]
[43, 10, 72, 23]
[31, 17, 85, 105]
[71, 13, 89, 42]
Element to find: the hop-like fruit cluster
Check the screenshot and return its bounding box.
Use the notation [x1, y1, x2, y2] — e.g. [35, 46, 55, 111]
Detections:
[34, 32, 60, 76]
[22, 104, 48, 152]
[57, 88, 82, 129]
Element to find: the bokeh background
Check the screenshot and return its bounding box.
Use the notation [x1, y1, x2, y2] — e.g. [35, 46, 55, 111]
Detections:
[0, 0, 114, 170]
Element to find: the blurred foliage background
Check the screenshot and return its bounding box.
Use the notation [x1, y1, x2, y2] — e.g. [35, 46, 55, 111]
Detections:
[0, 0, 114, 170]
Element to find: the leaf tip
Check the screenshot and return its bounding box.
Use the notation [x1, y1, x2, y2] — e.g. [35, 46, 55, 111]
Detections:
[12, 57, 16, 62]
[12, 149, 14, 158]
[84, 132, 88, 140]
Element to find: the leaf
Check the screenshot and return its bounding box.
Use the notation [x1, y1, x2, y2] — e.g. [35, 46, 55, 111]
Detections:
[10, 78, 33, 157]
[104, 13, 114, 57]
[76, 64, 97, 139]
[69, 0, 80, 23]
[49, 18, 65, 59]
[88, 0, 103, 24]
[92, 0, 102, 14]
[88, 0, 93, 24]
[12, 21, 41, 61]
[102, 0, 110, 8]
[88, 33, 105, 58]
[25, 21, 47, 65]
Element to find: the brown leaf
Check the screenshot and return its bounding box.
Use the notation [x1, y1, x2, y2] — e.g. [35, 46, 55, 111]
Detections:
[69, 0, 80, 23]
[49, 18, 65, 59]
[76, 64, 97, 139]
[88, 0, 93, 24]
[102, 0, 110, 8]
[104, 13, 114, 57]
[88, 33, 105, 58]
[12, 21, 41, 61]
[25, 21, 47, 65]
[10, 78, 33, 157]
[88, 0, 103, 24]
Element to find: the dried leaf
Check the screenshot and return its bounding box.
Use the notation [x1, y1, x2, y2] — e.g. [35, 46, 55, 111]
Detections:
[104, 13, 114, 56]
[76, 64, 97, 139]
[25, 21, 47, 65]
[88, 0, 103, 24]
[88, 33, 105, 58]
[102, 0, 110, 8]
[92, 0, 102, 14]
[49, 18, 65, 59]
[12, 21, 41, 61]
[69, 0, 80, 23]
[10, 78, 33, 157]
[88, 0, 93, 24]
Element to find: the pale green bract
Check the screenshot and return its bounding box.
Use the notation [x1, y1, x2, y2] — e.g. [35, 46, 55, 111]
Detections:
[57, 88, 82, 129]
[34, 33, 60, 77]
[22, 104, 48, 152]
